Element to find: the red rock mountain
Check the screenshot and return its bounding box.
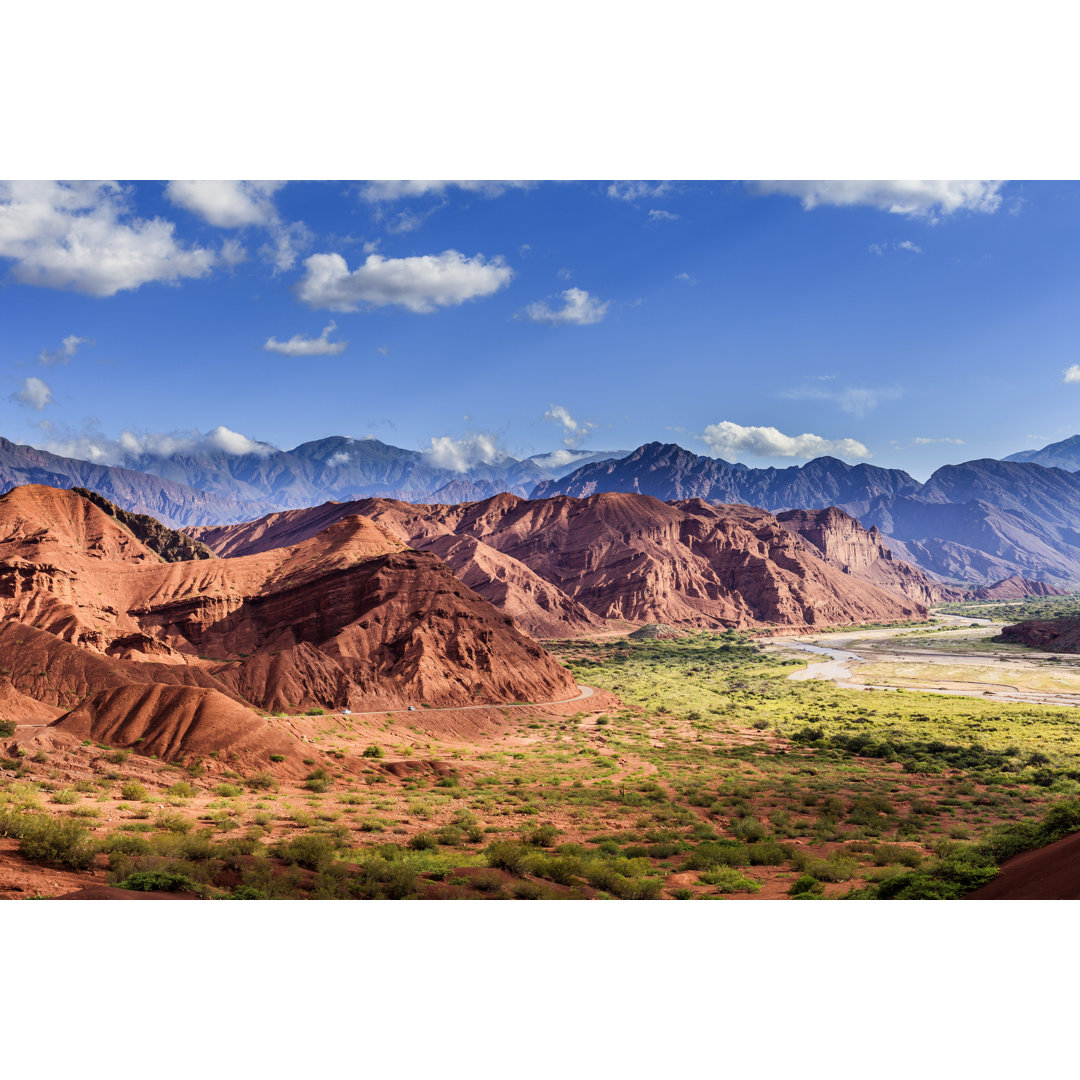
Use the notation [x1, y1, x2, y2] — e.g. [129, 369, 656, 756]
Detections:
[967, 575, 1066, 601]
[0, 486, 578, 763]
[775, 507, 960, 606]
[193, 491, 931, 631]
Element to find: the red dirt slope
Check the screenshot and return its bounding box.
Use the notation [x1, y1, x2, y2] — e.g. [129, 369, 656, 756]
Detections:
[0, 485, 577, 727]
[192, 491, 929, 633]
[966, 830, 1080, 899]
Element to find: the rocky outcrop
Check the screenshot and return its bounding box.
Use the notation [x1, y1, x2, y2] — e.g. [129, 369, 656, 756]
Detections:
[71, 487, 216, 561]
[193, 490, 929, 632]
[0, 486, 578, 734]
[775, 506, 960, 606]
[967, 576, 1067, 600]
[998, 617, 1080, 652]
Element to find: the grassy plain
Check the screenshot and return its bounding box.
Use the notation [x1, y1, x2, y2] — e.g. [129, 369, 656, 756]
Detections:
[3, 631, 1080, 899]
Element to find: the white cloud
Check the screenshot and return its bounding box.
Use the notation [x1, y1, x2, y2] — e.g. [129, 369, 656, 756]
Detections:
[524, 287, 610, 326]
[12, 376, 52, 410]
[750, 180, 1005, 220]
[912, 436, 965, 445]
[165, 181, 284, 228]
[37, 334, 88, 366]
[675, 272, 696, 285]
[701, 420, 870, 461]
[783, 383, 902, 417]
[544, 404, 597, 448]
[42, 424, 275, 465]
[869, 239, 923, 255]
[263, 321, 348, 357]
[0, 180, 216, 296]
[1064, 365, 1080, 384]
[648, 209, 679, 222]
[607, 181, 673, 201]
[297, 250, 513, 313]
[359, 181, 531, 202]
[423, 433, 507, 472]
[165, 181, 307, 272]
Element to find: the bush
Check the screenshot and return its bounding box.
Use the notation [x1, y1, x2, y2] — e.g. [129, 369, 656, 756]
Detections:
[522, 823, 559, 848]
[699, 866, 760, 893]
[120, 781, 148, 801]
[269, 754, 285, 763]
[215, 783, 243, 797]
[0, 810, 95, 870]
[789, 874, 824, 898]
[119, 870, 201, 894]
[362, 745, 384, 759]
[50, 789, 78, 805]
[0, 719, 15, 737]
[746, 840, 789, 866]
[167, 781, 195, 798]
[155, 811, 193, 834]
[245, 771, 279, 792]
[407, 832, 438, 851]
[486, 841, 531, 875]
[682, 841, 748, 870]
[274, 833, 336, 871]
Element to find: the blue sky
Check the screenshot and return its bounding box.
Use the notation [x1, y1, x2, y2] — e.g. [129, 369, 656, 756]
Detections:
[2, 179, 1079, 479]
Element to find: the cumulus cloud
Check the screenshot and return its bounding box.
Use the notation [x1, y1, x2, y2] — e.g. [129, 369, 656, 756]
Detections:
[37, 334, 88, 366]
[607, 181, 673, 201]
[359, 181, 532, 202]
[869, 239, 923, 255]
[0, 180, 216, 296]
[43, 425, 275, 465]
[544, 404, 597, 448]
[648, 209, 679, 222]
[530, 449, 600, 470]
[783, 383, 902, 418]
[1064, 365, 1080, 383]
[297, 250, 513, 313]
[523, 287, 610, 326]
[165, 180, 308, 272]
[423, 433, 508, 472]
[327, 451, 351, 466]
[263, 321, 348, 357]
[165, 181, 284, 228]
[12, 376, 52, 410]
[701, 420, 870, 461]
[749, 180, 1005, 220]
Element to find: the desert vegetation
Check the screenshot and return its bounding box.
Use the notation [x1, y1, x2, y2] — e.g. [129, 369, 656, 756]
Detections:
[4, 629, 1080, 899]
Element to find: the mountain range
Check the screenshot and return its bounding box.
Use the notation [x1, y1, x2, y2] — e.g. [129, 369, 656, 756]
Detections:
[538, 442, 1080, 586]
[0, 435, 628, 526]
[5, 431, 1080, 586]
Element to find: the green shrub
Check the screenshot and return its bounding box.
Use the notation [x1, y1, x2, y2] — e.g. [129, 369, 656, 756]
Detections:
[407, 832, 438, 851]
[0, 810, 95, 869]
[789, 874, 824, 897]
[699, 866, 760, 893]
[245, 772, 278, 792]
[119, 870, 201, 894]
[167, 781, 195, 798]
[269, 754, 285, 763]
[682, 841, 748, 870]
[274, 833, 336, 871]
[0, 719, 15, 737]
[746, 840, 789, 866]
[215, 783, 243, 797]
[50, 789, 78, 805]
[155, 811, 193, 834]
[362, 745, 384, 759]
[120, 781, 148, 801]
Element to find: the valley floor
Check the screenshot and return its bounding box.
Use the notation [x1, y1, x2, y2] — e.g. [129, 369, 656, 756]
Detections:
[4, 614, 1080, 899]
